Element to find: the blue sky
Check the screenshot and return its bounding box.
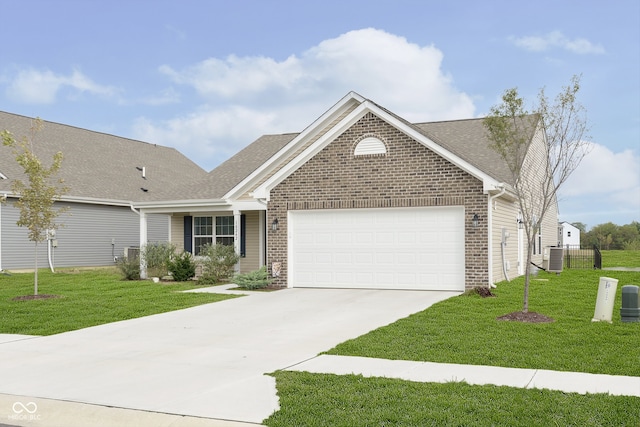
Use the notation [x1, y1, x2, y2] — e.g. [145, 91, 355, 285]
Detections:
[1, 0, 638, 229]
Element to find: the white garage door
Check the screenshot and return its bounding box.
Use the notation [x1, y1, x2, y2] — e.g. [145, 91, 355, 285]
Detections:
[288, 206, 465, 291]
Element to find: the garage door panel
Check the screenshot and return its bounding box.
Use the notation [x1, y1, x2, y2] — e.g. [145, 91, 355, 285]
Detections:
[289, 207, 464, 290]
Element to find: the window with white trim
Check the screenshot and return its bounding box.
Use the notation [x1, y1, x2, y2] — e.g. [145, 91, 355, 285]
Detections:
[194, 216, 213, 255]
[216, 216, 234, 246]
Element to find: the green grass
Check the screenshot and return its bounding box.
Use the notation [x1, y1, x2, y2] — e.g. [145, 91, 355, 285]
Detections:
[602, 249, 640, 268]
[264, 371, 639, 427]
[0, 268, 238, 335]
[266, 261, 640, 425]
[325, 269, 640, 376]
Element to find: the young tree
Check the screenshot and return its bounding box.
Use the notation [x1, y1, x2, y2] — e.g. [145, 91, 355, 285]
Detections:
[484, 75, 590, 313]
[1, 119, 69, 295]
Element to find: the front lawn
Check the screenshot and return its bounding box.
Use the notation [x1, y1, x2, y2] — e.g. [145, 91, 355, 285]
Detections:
[0, 268, 238, 335]
[265, 267, 640, 425]
[326, 269, 640, 376]
[264, 371, 639, 427]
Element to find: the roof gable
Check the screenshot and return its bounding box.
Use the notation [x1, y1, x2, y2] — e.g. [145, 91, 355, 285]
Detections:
[249, 93, 503, 201]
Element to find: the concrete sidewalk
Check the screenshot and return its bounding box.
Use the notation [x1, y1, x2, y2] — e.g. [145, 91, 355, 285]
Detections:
[287, 354, 640, 397]
[0, 393, 260, 427]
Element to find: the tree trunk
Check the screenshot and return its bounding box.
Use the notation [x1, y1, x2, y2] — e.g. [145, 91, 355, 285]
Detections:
[34, 241, 38, 296]
[523, 243, 533, 313]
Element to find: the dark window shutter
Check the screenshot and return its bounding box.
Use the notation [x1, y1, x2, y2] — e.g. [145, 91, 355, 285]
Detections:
[240, 214, 246, 257]
[184, 216, 193, 253]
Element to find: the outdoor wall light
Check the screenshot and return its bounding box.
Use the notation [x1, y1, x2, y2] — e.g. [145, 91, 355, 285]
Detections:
[517, 218, 524, 229]
[271, 218, 279, 231]
[472, 213, 479, 228]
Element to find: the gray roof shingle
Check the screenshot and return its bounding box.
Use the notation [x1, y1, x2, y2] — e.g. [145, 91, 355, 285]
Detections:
[414, 114, 539, 185]
[0, 111, 207, 203]
[1, 102, 538, 205]
[158, 133, 298, 200]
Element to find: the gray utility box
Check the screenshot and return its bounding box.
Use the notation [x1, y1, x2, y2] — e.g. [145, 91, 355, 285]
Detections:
[620, 285, 640, 323]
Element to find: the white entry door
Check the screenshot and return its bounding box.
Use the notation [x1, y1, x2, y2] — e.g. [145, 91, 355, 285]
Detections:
[288, 206, 465, 290]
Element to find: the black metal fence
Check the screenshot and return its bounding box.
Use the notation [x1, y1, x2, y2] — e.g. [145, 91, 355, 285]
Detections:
[563, 244, 601, 269]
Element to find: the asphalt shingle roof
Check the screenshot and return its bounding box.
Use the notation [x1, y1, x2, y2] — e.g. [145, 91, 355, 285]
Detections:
[1, 102, 539, 205]
[158, 133, 298, 200]
[0, 111, 207, 203]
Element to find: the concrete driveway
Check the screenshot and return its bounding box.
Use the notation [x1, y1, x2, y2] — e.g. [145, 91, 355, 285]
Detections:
[0, 288, 457, 424]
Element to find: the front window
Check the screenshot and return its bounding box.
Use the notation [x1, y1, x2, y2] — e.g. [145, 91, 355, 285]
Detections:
[194, 216, 213, 255]
[193, 216, 235, 255]
[216, 216, 234, 246]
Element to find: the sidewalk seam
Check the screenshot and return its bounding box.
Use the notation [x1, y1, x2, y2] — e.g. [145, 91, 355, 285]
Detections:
[524, 369, 538, 389]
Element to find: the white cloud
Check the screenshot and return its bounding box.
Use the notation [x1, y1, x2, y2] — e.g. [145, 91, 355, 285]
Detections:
[137, 87, 181, 106]
[6, 68, 118, 104]
[559, 143, 640, 224]
[139, 28, 476, 169]
[509, 31, 605, 55]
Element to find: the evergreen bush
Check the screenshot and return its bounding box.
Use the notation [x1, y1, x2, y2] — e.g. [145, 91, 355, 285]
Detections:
[233, 266, 273, 290]
[167, 251, 196, 282]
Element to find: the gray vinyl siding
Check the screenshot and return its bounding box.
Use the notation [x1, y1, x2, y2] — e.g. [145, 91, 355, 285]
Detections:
[1, 200, 168, 270]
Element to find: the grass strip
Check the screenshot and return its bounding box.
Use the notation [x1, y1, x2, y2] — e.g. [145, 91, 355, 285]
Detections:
[326, 269, 640, 376]
[264, 371, 639, 427]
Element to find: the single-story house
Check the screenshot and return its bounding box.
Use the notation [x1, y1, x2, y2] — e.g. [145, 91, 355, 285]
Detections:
[0, 111, 207, 271]
[559, 221, 581, 247]
[133, 92, 559, 290]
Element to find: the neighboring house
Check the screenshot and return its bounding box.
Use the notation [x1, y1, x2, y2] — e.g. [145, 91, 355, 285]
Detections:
[0, 111, 207, 271]
[560, 222, 581, 247]
[134, 92, 559, 290]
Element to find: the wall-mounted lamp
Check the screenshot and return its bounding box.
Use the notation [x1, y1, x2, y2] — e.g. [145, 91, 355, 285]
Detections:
[472, 213, 479, 228]
[517, 218, 524, 229]
[271, 218, 279, 231]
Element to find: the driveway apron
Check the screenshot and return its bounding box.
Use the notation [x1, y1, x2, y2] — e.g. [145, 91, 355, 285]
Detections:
[0, 288, 456, 423]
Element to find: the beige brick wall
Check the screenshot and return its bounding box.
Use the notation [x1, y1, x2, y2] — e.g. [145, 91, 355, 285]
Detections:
[267, 112, 489, 289]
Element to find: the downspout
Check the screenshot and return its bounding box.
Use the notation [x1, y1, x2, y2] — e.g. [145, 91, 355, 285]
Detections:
[47, 230, 55, 273]
[488, 183, 507, 287]
[501, 228, 510, 282]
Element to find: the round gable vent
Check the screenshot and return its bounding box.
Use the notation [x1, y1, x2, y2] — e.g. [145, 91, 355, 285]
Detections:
[354, 136, 387, 156]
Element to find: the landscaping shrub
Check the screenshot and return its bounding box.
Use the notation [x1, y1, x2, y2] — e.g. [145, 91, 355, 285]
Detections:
[141, 242, 176, 278]
[233, 266, 273, 290]
[116, 256, 140, 280]
[167, 251, 196, 282]
[197, 243, 240, 285]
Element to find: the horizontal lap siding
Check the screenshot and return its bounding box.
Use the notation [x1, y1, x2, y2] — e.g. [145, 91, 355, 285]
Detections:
[491, 198, 520, 283]
[239, 210, 261, 273]
[171, 214, 185, 253]
[1, 200, 168, 269]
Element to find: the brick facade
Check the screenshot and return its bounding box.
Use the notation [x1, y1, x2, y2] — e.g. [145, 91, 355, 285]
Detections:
[267, 112, 488, 289]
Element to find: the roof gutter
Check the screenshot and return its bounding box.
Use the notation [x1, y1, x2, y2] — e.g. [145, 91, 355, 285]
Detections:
[488, 183, 507, 287]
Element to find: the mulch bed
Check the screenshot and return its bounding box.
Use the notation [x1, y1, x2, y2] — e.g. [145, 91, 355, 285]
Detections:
[12, 294, 60, 301]
[475, 287, 496, 298]
[497, 311, 555, 323]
